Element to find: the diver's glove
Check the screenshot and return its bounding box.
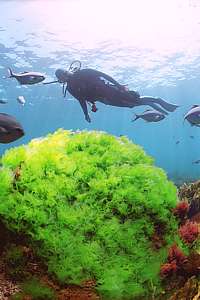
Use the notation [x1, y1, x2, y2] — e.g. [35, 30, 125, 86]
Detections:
[91, 103, 98, 112]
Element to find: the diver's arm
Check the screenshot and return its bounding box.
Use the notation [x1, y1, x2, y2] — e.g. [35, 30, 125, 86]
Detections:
[78, 99, 91, 123]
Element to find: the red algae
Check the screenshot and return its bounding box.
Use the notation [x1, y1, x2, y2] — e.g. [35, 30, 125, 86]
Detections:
[179, 221, 199, 244]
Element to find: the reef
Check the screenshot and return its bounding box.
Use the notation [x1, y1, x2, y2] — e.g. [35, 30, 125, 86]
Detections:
[158, 181, 200, 300]
[179, 180, 200, 219]
[0, 129, 194, 299]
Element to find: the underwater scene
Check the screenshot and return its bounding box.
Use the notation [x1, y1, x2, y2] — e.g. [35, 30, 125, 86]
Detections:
[2, 0, 200, 184]
[1, 0, 200, 299]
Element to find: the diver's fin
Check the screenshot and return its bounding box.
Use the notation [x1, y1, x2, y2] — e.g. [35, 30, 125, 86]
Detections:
[139, 97, 169, 114]
[148, 103, 168, 115]
[154, 98, 179, 112]
[140, 96, 179, 112]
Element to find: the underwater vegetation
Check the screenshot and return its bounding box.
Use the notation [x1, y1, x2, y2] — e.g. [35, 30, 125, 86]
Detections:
[4, 245, 28, 281]
[179, 181, 200, 219]
[160, 244, 187, 279]
[0, 129, 187, 299]
[10, 277, 55, 300]
[178, 221, 199, 245]
[173, 200, 189, 221]
[159, 199, 200, 297]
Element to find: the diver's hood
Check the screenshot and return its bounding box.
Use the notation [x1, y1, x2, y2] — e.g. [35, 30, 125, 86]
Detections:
[55, 69, 70, 83]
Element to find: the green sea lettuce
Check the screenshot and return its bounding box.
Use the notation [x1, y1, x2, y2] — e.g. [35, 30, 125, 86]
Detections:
[0, 129, 185, 299]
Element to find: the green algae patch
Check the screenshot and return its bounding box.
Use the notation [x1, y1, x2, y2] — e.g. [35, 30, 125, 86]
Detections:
[0, 129, 184, 299]
[11, 277, 55, 300]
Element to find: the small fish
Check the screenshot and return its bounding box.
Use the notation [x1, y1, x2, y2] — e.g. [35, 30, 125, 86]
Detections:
[0, 99, 8, 104]
[192, 159, 200, 164]
[184, 105, 200, 127]
[176, 140, 180, 145]
[132, 109, 166, 123]
[17, 96, 26, 106]
[0, 113, 24, 143]
[189, 135, 194, 139]
[8, 68, 45, 85]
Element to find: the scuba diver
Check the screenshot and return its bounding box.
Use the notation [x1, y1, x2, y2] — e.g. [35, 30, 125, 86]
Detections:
[44, 60, 179, 123]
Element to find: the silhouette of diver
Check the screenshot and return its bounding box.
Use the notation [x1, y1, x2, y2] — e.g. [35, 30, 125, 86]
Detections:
[44, 61, 179, 123]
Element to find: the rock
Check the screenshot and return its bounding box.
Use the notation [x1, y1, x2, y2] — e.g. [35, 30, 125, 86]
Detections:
[168, 276, 200, 300]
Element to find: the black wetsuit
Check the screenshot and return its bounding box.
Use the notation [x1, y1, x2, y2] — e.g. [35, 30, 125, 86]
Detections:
[65, 68, 178, 122]
[66, 68, 140, 122]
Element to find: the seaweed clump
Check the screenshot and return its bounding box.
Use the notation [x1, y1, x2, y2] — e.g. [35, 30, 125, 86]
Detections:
[178, 221, 199, 245]
[4, 245, 27, 281]
[179, 181, 200, 219]
[0, 129, 183, 299]
[173, 200, 189, 222]
[159, 185, 200, 293]
[11, 277, 55, 300]
[160, 244, 187, 279]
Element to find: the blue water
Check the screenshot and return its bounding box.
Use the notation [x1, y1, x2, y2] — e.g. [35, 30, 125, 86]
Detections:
[1, 0, 200, 184]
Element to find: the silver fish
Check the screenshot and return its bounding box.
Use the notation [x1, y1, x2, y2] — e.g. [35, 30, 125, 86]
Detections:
[132, 109, 166, 123]
[0, 113, 24, 143]
[192, 159, 200, 164]
[0, 99, 8, 104]
[184, 105, 200, 127]
[8, 68, 45, 85]
[17, 96, 26, 106]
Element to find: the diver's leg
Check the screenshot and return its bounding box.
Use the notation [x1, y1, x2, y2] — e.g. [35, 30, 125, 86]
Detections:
[145, 103, 169, 115]
[140, 96, 179, 112]
[96, 85, 139, 107]
[78, 99, 91, 123]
